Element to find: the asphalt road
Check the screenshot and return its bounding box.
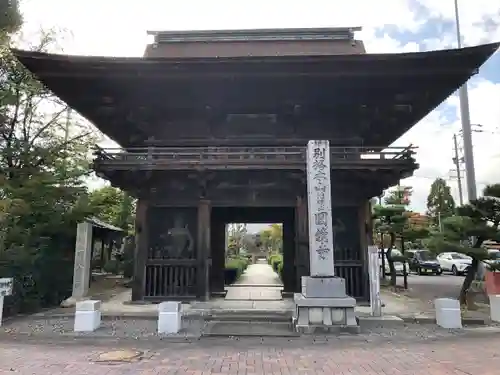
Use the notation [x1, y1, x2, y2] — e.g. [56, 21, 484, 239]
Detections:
[396, 272, 464, 302]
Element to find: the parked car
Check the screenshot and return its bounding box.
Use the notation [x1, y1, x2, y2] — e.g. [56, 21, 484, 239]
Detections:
[408, 249, 442, 275]
[378, 248, 407, 276]
[437, 252, 472, 276]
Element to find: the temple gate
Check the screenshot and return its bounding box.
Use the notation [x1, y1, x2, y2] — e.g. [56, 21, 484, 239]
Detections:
[12, 27, 499, 302]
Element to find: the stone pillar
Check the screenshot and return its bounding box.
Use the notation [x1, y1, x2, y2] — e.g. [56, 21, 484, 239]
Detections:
[132, 199, 149, 301]
[71, 221, 93, 299]
[293, 140, 359, 334]
[197, 200, 211, 300]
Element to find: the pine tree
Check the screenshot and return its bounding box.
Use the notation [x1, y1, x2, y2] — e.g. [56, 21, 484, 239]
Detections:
[426, 178, 456, 228]
[429, 184, 500, 305]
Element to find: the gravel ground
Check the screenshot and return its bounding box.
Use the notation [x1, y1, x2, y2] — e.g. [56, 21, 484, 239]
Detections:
[0, 315, 488, 345]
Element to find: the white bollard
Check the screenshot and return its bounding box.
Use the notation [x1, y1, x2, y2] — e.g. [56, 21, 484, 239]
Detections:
[158, 301, 182, 334]
[74, 300, 101, 332]
[489, 295, 500, 322]
[434, 298, 462, 329]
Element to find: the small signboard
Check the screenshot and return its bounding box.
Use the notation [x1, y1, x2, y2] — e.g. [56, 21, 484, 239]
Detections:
[0, 277, 13, 326]
[0, 278, 13, 297]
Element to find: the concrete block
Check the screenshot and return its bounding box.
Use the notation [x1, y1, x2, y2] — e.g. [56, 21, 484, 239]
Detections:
[294, 293, 356, 308]
[74, 299, 101, 332]
[74, 311, 101, 332]
[434, 298, 462, 329]
[308, 307, 323, 325]
[331, 308, 345, 324]
[489, 294, 500, 322]
[76, 300, 100, 311]
[158, 301, 182, 334]
[158, 301, 181, 313]
[301, 276, 347, 298]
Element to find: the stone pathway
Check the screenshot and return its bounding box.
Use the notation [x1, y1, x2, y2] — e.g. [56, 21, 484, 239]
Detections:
[3, 329, 500, 374]
[224, 262, 283, 301]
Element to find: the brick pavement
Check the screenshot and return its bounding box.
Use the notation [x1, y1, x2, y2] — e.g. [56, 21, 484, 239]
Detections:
[2, 334, 500, 374]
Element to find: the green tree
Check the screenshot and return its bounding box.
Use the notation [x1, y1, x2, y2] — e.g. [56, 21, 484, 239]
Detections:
[0, 0, 22, 36]
[0, 30, 98, 314]
[385, 186, 412, 205]
[426, 178, 455, 229]
[373, 205, 408, 286]
[227, 223, 247, 257]
[374, 186, 428, 286]
[428, 184, 500, 305]
[88, 186, 135, 232]
[258, 223, 283, 254]
[1, 32, 96, 248]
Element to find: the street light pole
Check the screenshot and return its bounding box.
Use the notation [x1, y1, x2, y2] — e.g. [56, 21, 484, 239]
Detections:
[454, 0, 477, 201]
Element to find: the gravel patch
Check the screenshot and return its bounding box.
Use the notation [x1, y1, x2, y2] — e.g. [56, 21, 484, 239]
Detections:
[0, 313, 487, 347]
[0, 316, 206, 341]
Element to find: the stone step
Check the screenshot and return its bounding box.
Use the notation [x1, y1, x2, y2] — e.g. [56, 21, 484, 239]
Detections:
[204, 310, 293, 322]
[203, 321, 299, 337]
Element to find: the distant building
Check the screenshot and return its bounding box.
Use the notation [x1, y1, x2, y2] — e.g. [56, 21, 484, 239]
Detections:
[407, 212, 430, 229]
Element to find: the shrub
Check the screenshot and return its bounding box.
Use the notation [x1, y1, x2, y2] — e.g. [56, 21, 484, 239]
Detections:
[103, 259, 120, 274]
[224, 256, 250, 285]
[277, 260, 284, 281]
[268, 254, 283, 272]
[120, 236, 135, 279]
[0, 243, 73, 317]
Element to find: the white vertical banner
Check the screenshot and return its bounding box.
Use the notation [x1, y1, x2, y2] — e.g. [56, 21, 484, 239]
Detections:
[0, 277, 14, 327]
[306, 140, 335, 277]
[368, 246, 382, 316]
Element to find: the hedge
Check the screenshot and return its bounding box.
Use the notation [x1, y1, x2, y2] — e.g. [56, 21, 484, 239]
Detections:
[224, 256, 250, 285]
[268, 254, 283, 272]
[0, 244, 73, 317]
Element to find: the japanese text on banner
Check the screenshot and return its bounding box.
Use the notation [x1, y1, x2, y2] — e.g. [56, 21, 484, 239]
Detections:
[311, 142, 331, 260]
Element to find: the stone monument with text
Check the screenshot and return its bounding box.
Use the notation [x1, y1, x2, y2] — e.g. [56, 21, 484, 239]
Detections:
[61, 221, 93, 307]
[293, 140, 359, 333]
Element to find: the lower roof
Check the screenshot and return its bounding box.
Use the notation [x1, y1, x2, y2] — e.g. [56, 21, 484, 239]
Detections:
[11, 42, 500, 147]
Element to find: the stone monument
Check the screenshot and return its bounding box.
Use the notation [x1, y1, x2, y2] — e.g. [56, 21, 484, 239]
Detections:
[293, 140, 359, 333]
[61, 221, 93, 307]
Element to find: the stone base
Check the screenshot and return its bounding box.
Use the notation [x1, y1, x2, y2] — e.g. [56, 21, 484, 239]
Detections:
[61, 296, 86, 308]
[74, 300, 101, 332]
[295, 324, 360, 334]
[301, 276, 346, 298]
[293, 276, 359, 334]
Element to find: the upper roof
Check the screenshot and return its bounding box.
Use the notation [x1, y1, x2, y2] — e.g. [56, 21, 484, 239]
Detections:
[11, 41, 500, 147]
[144, 27, 366, 58]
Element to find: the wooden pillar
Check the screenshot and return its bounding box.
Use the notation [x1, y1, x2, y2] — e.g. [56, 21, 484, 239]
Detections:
[210, 218, 226, 295]
[197, 200, 211, 300]
[282, 217, 296, 294]
[132, 198, 149, 301]
[359, 200, 371, 301]
[295, 195, 310, 292]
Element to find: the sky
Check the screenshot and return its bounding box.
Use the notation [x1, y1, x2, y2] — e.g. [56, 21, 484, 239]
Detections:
[18, 0, 500, 232]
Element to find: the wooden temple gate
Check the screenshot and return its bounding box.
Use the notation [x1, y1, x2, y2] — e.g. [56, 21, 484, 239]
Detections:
[12, 27, 494, 303]
[110, 146, 415, 302]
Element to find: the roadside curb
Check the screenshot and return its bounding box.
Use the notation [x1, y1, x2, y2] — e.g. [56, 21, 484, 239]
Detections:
[398, 314, 490, 325]
[0, 333, 203, 346]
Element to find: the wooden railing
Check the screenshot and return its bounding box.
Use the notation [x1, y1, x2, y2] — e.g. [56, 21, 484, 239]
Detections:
[144, 264, 198, 299]
[93, 145, 416, 169]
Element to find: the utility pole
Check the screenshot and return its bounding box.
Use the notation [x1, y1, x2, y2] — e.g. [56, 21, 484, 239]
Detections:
[454, 0, 477, 201]
[452, 133, 464, 206]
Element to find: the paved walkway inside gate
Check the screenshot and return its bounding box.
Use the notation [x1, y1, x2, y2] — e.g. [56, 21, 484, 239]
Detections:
[224, 261, 284, 301]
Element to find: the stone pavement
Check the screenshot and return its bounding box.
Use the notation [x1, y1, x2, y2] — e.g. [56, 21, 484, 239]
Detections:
[225, 263, 283, 301]
[2, 330, 500, 374]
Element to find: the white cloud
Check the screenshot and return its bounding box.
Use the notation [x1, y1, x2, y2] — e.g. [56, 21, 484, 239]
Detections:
[18, 0, 500, 213]
[415, 0, 500, 46]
